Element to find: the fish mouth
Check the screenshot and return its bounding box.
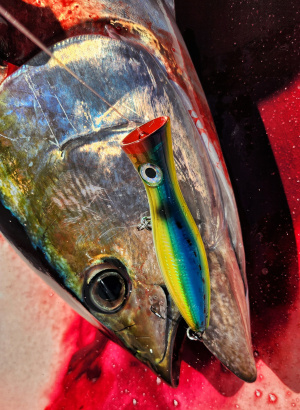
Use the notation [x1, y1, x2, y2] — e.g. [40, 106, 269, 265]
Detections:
[135, 287, 186, 387]
[96, 283, 186, 387]
[152, 318, 186, 387]
[136, 315, 186, 387]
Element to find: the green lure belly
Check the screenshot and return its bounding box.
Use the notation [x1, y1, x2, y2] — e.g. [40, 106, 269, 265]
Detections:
[121, 117, 210, 332]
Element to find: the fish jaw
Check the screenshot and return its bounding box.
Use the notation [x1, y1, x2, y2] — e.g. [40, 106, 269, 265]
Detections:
[120, 295, 185, 387]
[83, 263, 184, 386]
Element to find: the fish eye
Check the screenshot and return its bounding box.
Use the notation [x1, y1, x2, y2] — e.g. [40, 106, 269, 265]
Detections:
[83, 263, 129, 314]
[139, 163, 163, 186]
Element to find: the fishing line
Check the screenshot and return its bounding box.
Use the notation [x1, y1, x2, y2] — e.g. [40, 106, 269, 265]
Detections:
[0, 4, 137, 127]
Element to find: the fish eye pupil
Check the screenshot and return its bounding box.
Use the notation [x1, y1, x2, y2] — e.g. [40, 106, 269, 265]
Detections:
[145, 167, 156, 179]
[83, 264, 129, 314]
[97, 275, 122, 302]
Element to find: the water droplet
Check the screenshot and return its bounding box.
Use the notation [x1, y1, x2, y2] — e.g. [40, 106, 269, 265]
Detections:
[156, 377, 161, 385]
[255, 389, 262, 398]
[133, 399, 137, 405]
[268, 393, 278, 403]
[173, 399, 179, 407]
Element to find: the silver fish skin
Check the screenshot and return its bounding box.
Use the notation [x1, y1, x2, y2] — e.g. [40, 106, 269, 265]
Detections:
[0, 0, 256, 384]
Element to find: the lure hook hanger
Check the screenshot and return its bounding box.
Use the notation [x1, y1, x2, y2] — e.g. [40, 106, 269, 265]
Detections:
[186, 327, 204, 342]
[137, 216, 152, 231]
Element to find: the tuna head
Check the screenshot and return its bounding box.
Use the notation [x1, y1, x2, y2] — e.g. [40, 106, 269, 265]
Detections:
[0, 34, 256, 384]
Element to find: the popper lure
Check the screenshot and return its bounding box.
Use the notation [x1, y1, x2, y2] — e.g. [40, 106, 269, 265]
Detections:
[121, 117, 210, 333]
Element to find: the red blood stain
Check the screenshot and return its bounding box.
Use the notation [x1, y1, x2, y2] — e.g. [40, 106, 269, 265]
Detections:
[45, 318, 110, 410]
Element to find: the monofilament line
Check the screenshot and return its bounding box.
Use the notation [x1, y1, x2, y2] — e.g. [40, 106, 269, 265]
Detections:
[0, 4, 132, 124]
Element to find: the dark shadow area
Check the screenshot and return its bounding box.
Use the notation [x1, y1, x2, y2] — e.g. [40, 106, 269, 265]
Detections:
[175, 0, 299, 393]
[66, 329, 108, 384]
[182, 337, 244, 396]
[0, 0, 65, 65]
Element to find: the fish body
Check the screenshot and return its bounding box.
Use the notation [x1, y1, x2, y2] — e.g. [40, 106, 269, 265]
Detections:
[121, 117, 210, 333]
[0, 0, 256, 385]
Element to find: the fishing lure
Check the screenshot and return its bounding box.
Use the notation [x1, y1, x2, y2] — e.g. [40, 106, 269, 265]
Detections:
[121, 117, 210, 334]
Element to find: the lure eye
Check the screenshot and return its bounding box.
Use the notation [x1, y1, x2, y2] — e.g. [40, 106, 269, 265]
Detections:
[83, 262, 129, 313]
[139, 163, 163, 187]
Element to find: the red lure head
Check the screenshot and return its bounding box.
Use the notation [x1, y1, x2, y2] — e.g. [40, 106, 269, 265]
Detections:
[121, 116, 169, 156]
